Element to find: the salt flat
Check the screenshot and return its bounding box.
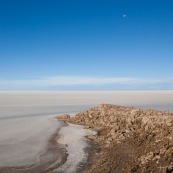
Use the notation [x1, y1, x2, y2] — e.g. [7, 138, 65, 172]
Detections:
[0, 91, 173, 168]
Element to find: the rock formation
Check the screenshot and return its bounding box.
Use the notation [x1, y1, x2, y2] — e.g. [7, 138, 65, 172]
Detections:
[57, 104, 173, 173]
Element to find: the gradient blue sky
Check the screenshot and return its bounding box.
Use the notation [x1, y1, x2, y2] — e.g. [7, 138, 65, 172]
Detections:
[0, 0, 173, 90]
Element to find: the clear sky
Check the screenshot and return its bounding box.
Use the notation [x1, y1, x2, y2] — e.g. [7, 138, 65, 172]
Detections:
[0, 0, 173, 90]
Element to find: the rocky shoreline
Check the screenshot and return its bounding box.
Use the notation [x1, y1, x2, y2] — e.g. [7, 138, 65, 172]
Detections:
[57, 104, 173, 173]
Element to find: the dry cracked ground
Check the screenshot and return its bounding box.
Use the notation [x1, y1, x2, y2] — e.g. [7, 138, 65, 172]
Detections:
[58, 104, 173, 173]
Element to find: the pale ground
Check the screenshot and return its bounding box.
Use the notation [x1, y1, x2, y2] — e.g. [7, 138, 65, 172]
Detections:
[0, 91, 173, 169]
[56, 123, 97, 173]
[0, 115, 61, 167]
[0, 91, 173, 113]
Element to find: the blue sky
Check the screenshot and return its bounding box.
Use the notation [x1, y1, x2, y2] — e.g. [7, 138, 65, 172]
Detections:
[0, 0, 173, 90]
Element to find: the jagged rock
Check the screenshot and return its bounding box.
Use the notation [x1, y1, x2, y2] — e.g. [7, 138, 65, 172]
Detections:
[57, 104, 173, 173]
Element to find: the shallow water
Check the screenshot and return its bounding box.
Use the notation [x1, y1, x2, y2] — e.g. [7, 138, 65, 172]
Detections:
[0, 91, 173, 168]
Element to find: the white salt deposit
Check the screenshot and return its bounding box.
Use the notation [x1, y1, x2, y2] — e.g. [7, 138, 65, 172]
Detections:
[56, 123, 96, 173]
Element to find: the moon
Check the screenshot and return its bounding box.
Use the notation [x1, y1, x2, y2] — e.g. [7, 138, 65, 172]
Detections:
[123, 14, 127, 18]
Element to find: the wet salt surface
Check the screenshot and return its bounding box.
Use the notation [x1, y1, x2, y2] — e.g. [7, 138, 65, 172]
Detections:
[56, 123, 97, 173]
[0, 115, 62, 167]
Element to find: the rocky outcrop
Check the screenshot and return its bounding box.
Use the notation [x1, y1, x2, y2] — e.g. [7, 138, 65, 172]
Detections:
[57, 104, 173, 173]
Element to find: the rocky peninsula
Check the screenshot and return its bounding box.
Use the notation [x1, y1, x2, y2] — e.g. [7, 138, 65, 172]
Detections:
[58, 104, 173, 173]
